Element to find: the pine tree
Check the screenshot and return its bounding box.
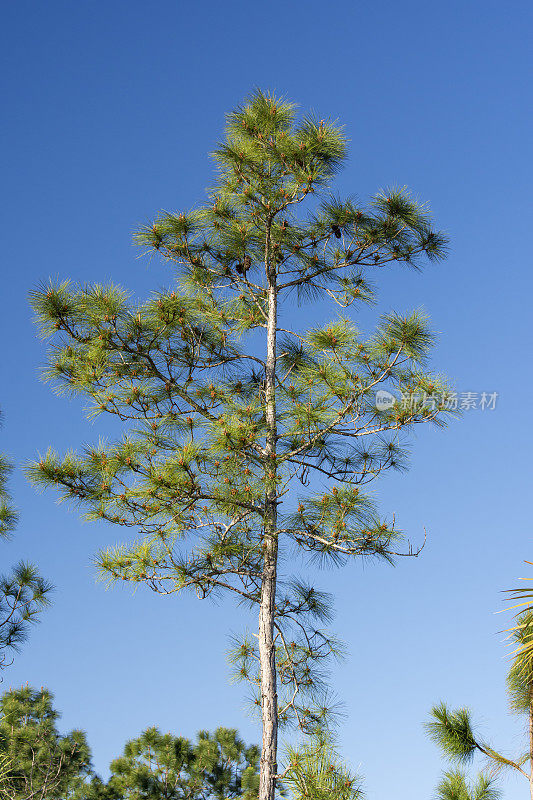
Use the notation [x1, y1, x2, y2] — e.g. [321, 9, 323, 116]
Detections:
[427, 611, 533, 799]
[85, 726, 259, 800]
[283, 734, 363, 800]
[0, 414, 52, 671]
[0, 686, 92, 799]
[76, 776, 120, 800]
[434, 770, 500, 800]
[28, 90, 452, 800]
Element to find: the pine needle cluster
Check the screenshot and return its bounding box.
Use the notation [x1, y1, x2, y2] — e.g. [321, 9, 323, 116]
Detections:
[435, 770, 500, 800]
[283, 735, 363, 800]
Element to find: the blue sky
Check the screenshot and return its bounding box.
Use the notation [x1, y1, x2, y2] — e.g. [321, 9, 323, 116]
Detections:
[2, 1, 533, 797]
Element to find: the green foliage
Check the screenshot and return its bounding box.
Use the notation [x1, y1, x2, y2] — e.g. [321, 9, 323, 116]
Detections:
[427, 704, 478, 763]
[428, 599, 533, 796]
[507, 610, 533, 710]
[435, 770, 500, 800]
[228, 584, 346, 734]
[28, 90, 452, 751]
[505, 564, 533, 667]
[428, 701, 530, 778]
[283, 735, 363, 800]
[0, 431, 52, 670]
[427, 704, 517, 798]
[0, 686, 91, 799]
[0, 692, 258, 800]
[0, 559, 51, 669]
[76, 776, 121, 800]
[0, 755, 11, 797]
[86, 726, 259, 800]
[0, 454, 17, 539]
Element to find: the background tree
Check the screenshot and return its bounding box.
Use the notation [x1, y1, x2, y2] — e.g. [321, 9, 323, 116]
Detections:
[0, 685, 92, 799]
[84, 726, 259, 800]
[76, 776, 121, 800]
[28, 90, 452, 800]
[0, 412, 52, 671]
[427, 611, 533, 799]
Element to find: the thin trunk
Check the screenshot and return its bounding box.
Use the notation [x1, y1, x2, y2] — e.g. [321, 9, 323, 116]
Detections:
[529, 682, 533, 800]
[258, 252, 279, 800]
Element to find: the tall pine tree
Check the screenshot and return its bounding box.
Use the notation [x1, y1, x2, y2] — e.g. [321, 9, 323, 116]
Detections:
[29, 91, 452, 800]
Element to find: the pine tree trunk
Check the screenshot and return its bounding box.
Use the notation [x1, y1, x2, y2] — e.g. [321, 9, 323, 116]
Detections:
[258, 260, 279, 800]
[529, 681, 533, 800]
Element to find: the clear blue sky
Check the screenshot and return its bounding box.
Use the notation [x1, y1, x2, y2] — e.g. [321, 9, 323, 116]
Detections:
[2, 1, 533, 797]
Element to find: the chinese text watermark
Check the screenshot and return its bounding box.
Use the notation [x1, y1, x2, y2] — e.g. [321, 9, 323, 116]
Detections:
[375, 390, 498, 412]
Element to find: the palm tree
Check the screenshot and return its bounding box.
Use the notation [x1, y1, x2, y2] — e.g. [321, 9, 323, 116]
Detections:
[507, 563, 533, 664]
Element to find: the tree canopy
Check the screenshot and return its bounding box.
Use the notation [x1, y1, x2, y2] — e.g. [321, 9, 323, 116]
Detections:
[92, 726, 260, 800]
[0, 686, 91, 800]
